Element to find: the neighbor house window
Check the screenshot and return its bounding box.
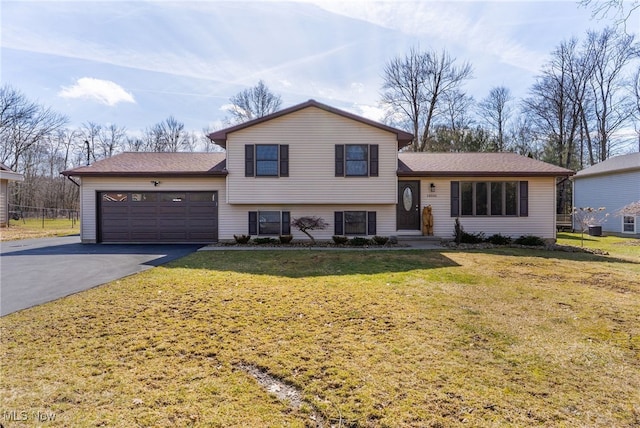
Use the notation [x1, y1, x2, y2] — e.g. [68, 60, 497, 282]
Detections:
[335, 144, 378, 177]
[451, 181, 527, 217]
[245, 144, 289, 177]
[623, 216, 636, 233]
[248, 211, 291, 235]
[334, 211, 376, 235]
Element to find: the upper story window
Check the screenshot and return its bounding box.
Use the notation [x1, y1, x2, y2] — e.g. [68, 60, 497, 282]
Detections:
[452, 181, 528, 217]
[245, 144, 289, 177]
[335, 144, 378, 177]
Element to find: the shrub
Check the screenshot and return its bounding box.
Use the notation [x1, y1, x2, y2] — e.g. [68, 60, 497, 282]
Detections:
[233, 234, 251, 244]
[349, 237, 370, 246]
[460, 231, 485, 244]
[514, 235, 545, 246]
[486, 233, 512, 245]
[291, 216, 328, 244]
[279, 235, 293, 244]
[332, 235, 348, 245]
[372, 235, 389, 245]
[253, 237, 278, 245]
[453, 218, 464, 244]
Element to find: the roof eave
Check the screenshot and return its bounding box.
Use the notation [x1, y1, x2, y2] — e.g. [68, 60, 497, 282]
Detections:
[397, 171, 575, 177]
[60, 171, 228, 177]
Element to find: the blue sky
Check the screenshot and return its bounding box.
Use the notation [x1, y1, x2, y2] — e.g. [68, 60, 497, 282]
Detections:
[1, 0, 624, 135]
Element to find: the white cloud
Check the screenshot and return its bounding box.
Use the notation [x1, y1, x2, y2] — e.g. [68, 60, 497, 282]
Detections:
[58, 78, 135, 106]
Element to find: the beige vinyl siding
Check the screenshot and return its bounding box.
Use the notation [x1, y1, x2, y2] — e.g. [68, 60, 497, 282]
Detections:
[226, 107, 398, 204]
[79, 176, 226, 243]
[219, 204, 396, 241]
[0, 179, 7, 226]
[409, 176, 557, 239]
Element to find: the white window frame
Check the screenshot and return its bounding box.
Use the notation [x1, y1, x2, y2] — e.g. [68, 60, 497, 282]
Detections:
[622, 215, 637, 234]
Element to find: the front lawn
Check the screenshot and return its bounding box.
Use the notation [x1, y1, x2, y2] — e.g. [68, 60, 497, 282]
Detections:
[1, 246, 639, 427]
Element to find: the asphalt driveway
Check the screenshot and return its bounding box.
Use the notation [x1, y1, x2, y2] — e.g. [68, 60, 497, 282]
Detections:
[0, 236, 202, 316]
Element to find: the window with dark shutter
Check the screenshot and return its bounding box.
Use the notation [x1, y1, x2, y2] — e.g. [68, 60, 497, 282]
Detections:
[367, 211, 377, 235]
[248, 211, 258, 235]
[335, 145, 345, 177]
[279, 145, 289, 177]
[519, 181, 529, 217]
[369, 145, 379, 177]
[281, 211, 291, 235]
[451, 181, 460, 217]
[245, 145, 255, 177]
[334, 211, 344, 235]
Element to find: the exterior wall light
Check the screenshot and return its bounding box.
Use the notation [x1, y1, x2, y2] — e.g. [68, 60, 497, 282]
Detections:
[430, 183, 436, 192]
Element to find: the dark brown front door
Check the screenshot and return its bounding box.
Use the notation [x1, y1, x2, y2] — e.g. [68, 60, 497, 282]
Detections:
[397, 181, 421, 230]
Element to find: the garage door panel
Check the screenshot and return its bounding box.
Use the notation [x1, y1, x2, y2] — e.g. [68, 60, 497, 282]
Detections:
[100, 191, 218, 243]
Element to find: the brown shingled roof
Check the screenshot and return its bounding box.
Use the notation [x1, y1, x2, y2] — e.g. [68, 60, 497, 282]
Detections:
[61, 152, 227, 177]
[398, 152, 574, 177]
[207, 99, 414, 150]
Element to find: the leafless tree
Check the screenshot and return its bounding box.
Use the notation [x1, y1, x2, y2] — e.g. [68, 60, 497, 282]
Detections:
[227, 80, 282, 124]
[477, 86, 513, 151]
[97, 123, 126, 159]
[0, 85, 68, 171]
[81, 122, 101, 163]
[632, 67, 640, 151]
[143, 116, 192, 152]
[381, 47, 473, 151]
[586, 28, 637, 161]
[580, 0, 640, 32]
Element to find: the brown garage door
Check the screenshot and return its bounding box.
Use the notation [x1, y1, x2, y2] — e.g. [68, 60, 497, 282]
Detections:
[99, 191, 218, 243]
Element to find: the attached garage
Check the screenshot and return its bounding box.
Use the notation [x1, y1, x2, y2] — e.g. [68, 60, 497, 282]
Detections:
[99, 191, 218, 243]
[61, 152, 228, 244]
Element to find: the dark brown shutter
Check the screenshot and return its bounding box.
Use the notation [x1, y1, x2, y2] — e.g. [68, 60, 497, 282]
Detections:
[248, 211, 258, 235]
[369, 144, 378, 177]
[335, 145, 344, 177]
[519, 181, 529, 217]
[367, 211, 377, 235]
[245, 145, 255, 177]
[281, 211, 291, 235]
[279, 145, 289, 177]
[334, 211, 344, 235]
[451, 181, 460, 217]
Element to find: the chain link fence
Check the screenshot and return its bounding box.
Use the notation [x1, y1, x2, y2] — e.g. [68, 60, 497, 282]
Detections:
[8, 204, 79, 229]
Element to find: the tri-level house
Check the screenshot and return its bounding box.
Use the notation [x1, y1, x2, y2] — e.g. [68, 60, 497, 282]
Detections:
[62, 100, 573, 244]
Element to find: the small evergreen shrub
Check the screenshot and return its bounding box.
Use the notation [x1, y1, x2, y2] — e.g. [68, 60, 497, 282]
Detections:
[486, 233, 512, 245]
[349, 237, 370, 246]
[253, 237, 278, 245]
[233, 234, 251, 244]
[372, 235, 389, 245]
[460, 231, 485, 244]
[514, 235, 545, 246]
[332, 235, 348, 245]
[279, 235, 293, 244]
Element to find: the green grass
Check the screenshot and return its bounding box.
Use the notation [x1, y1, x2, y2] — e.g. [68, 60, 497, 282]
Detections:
[557, 232, 640, 262]
[0, 217, 79, 241]
[2, 245, 639, 427]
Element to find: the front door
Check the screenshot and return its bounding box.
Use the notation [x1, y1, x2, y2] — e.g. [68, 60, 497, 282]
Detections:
[397, 181, 421, 230]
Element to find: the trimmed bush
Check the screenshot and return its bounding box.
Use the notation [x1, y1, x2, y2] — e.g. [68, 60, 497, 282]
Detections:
[372, 235, 389, 245]
[349, 237, 370, 246]
[279, 235, 293, 244]
[233, 234, 251, 244]
[253, 237, 278, 245]
[332, 235, 348, 245]
[486, 233, 512, 245]
[514, 235, 545, 246]
[460, 231, 485, 244]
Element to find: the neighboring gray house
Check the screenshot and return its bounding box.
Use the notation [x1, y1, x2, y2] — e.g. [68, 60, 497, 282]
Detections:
[0, 163, 24, 227]
[572, 152, 640, 236]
